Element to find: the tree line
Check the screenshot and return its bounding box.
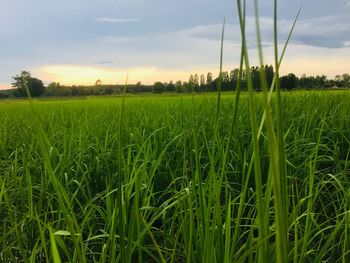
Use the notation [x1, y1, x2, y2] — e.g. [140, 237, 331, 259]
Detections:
[1, 67, 349, 98]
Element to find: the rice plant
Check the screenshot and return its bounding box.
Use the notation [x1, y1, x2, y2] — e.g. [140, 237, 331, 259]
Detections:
[0, 0, 349, 262]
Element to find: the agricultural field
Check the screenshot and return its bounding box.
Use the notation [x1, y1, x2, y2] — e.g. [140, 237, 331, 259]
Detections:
[0, 90, 349, 262]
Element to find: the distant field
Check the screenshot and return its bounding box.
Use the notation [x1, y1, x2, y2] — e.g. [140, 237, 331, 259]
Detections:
[0, 90, 349, 262]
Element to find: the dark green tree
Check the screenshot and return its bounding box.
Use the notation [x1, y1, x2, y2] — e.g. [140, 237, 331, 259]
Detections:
[153, 81, 165, 93]
[250, 66, 260, 91]
[11, 71, 31, 96]
[341, 73, 350, 87]
[165, 81, 176, 92]
[280, 73, 298, 90]
[12, 71, 45, 97]
[315, 75, 327, 88]
[135, 81, 142, 93]
[175, 81, 182, 93]
[265, 65, 274, 88]
[206, 72, 213, 85]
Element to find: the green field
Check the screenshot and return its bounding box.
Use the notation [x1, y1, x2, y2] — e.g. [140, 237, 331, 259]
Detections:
[0, 91, 349, 262]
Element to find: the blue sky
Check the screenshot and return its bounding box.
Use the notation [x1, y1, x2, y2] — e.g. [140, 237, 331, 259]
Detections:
[1, 0, 350, 88]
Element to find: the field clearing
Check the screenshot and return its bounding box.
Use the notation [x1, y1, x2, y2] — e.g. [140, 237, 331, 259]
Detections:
[0, 90, 350, 262]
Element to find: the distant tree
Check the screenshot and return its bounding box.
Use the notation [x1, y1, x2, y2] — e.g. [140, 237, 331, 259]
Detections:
[165, 81, 176, 92]
[11, 71, 45, 97]
[0, 89, 12, 98]
[189, 74, 199, 91]
[265, 65, 274, 88]
[193, 74, 200, 91]
[341, 73, 350, 87]
[153, 81, 165, 93]
[206, 72, 213, 85]
[175, 81, 182, 93]
[46, 82, 61, 96]
[230, 68, 241, 90]
[189, 74, 194, 87]
[200, 74, 205, 86]
[95, 79, 102, 86]
[299, 74, 309, 89]
[11, 71, 31, 96]
[221, 71, 230, 91]
[280, 73, 298, 90]
[182, 81, 191, 93]
[194, 74, 199, 86]
[222, 71, 229, 83]
[242, 68, 247, 81]
[230, 69, 237, 82]
[27, 78, 45, 97]
[331, 74, 345, 88]
[299, 74, 320, 89]
[210, 77, 218, 92]
[250, 66, 260, 91]
[136, 81, 142, 93]
[315, 75, 327, 88]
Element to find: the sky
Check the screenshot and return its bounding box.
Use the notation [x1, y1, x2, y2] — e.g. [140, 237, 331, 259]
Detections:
[0, 0, 350, 89]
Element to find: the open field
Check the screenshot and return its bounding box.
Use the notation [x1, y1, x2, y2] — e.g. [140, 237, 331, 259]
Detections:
[0, 91, 349, 262]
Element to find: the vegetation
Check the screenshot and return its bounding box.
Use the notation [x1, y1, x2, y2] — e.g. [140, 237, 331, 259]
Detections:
[1, 69, 349, 99]
[11, 71, 46, 97]
[1, 0, 350, 262]
[0, 92, 349, 262]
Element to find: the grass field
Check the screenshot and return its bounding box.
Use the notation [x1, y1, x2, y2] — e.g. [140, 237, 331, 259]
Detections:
[0, 90, 349, 262]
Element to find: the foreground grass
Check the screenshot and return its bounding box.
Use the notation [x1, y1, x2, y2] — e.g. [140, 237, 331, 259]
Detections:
[0, 91, 349, 262]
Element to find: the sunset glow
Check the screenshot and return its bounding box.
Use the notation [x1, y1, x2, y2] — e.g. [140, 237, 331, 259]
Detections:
[37, 65, 220, 86]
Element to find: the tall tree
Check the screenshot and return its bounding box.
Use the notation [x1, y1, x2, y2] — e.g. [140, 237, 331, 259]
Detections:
[11, 71, 31, 96]
[250, 66, 260, 91]
[200, 74, 205, 86]
[230, 69, 239, 82]
[265, 65, 274, 88]
[342, 73, 350, 87]
[12, 71, 46, 97]
[206, 72, 213, 85]
[175, 81, 182, 93]
[193, 74, 199, 87]
[189, 74, 194, 86]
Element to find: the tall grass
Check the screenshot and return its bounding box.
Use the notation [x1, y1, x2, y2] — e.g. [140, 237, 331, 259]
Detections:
[1, 91, 349, 262]
[0, 0, 349, 262]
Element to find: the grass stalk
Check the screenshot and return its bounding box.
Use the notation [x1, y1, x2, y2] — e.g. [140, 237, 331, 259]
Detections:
[237, 1, 267, 261]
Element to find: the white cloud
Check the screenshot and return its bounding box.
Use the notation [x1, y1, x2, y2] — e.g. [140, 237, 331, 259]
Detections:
[94, 17, 139, 23]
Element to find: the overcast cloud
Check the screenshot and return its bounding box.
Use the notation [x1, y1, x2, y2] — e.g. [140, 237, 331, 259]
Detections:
[0, 0, 349, 88]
